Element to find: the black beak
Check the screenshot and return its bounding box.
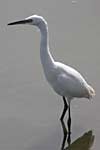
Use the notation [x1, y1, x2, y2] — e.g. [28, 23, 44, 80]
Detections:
[8, 19, 32, 26]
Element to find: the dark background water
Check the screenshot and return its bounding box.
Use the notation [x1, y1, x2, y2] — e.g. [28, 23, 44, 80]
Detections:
[0, 0, 99, 149]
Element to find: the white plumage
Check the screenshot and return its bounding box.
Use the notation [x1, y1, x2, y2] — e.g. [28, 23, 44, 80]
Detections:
[8, 15, 95, 125]
[48, 62, 94, 100]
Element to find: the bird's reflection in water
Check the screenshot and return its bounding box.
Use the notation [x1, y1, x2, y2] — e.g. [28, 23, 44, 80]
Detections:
[60, 119, 95, 150]
[60, 119, 71, 150]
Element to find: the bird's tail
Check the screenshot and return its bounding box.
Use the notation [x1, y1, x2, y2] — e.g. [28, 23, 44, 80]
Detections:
[87, 85, 95, 99]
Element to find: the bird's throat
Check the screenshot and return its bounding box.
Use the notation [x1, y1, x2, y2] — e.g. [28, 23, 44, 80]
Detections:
[39, 22, 54, 70]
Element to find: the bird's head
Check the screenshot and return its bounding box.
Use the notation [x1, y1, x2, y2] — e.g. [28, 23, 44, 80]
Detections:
[8, 15, 47, 27]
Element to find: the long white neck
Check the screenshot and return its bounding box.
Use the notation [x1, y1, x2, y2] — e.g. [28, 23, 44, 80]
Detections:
[38, 21, 55, 71]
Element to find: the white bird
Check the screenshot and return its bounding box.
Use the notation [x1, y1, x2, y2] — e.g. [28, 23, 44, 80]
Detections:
[8, 15, 95, 133]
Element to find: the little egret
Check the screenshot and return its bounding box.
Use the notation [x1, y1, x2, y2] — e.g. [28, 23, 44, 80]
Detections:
[8, 15, 95, 133]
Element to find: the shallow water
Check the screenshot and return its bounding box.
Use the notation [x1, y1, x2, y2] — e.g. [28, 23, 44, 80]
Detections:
[0, 0, 99, 149]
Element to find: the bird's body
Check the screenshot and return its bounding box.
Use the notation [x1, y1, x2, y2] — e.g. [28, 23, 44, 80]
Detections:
[30, 15, 95, 102]
[8, 15, 95, 135]
[45, 61, 92, 100]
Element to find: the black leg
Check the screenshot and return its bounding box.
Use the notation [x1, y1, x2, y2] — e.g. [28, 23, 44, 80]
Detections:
[60, 96, 68, 121]
[67, 102, 71, 133]
[67, 102, 71, 145]
[60, 119, 67, 150]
